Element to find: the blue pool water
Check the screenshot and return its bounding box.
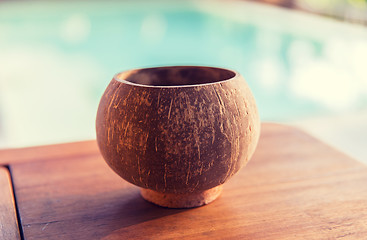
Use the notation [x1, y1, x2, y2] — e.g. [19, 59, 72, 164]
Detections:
[1, 1, 367, 148]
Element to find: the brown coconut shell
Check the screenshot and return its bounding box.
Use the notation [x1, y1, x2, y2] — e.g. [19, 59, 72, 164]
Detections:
[96, 66, 260, 207]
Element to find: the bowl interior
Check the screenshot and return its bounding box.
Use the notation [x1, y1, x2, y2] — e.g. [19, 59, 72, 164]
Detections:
[116, 66, 236, 86]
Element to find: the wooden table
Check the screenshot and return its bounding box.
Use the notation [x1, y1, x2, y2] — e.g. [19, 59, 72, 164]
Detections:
[1, 123, 367, 239]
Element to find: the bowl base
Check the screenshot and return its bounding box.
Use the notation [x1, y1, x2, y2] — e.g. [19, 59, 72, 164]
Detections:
[140, 185, 223, 208]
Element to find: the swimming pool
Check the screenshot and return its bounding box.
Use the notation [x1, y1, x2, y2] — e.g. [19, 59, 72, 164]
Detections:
[1, 1, 367, 150]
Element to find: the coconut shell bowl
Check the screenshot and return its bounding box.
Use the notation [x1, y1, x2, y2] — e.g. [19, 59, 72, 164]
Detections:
[96, 66, 260, 208]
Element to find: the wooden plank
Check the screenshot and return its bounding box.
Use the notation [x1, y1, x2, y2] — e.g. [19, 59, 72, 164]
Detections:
[9, 123, 367, 239]
[0, 167, 21, 240]
[0, 140, 99, 165]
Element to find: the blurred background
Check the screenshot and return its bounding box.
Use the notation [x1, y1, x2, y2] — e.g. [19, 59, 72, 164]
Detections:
[0, 0, 366, 163]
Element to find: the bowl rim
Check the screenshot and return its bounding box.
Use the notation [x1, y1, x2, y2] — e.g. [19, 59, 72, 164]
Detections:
[113, 65, 241, 88]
